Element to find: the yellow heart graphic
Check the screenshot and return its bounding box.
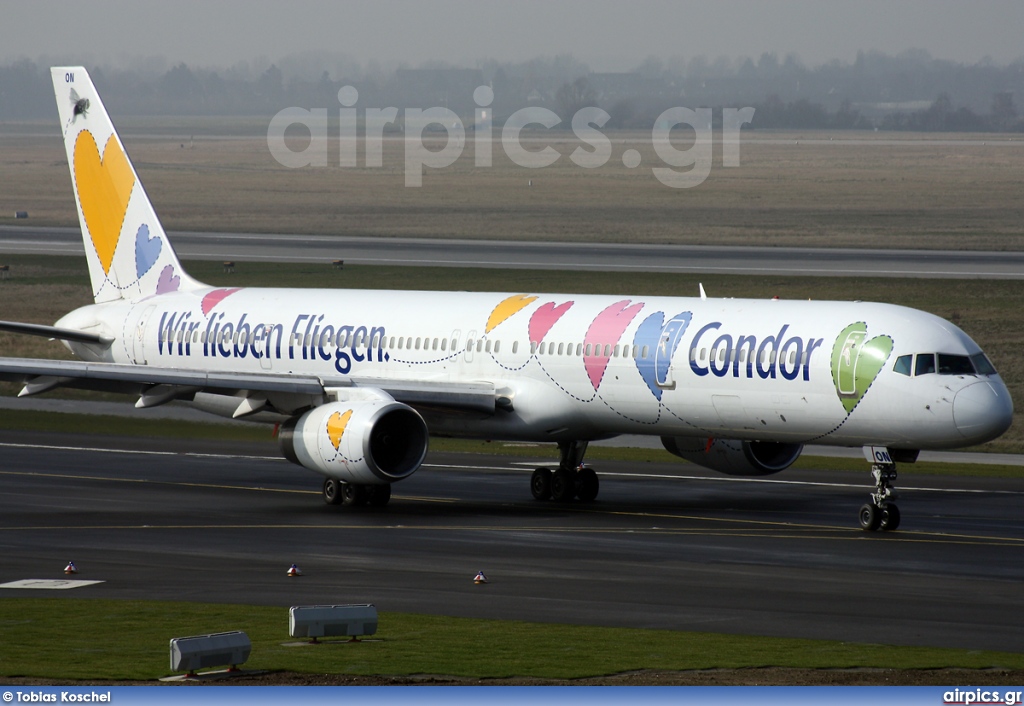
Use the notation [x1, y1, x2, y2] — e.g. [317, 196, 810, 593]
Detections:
[486, 294, 538, 333]
[74, 131, 135, 275]
[326, 409, 353, 451]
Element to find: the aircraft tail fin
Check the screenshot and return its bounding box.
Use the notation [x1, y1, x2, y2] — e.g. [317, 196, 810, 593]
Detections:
[50, 66, 203, 304]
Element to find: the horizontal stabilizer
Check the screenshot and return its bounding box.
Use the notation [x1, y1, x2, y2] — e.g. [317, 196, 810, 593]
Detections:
[0, 320, 112, 346]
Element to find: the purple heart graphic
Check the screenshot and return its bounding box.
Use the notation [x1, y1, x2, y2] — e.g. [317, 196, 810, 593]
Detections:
[134, 224, 162, 278]
[156, 265, 180, 294]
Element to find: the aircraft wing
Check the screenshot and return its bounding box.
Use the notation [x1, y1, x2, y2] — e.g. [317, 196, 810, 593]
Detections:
[0, 357, 497, 415]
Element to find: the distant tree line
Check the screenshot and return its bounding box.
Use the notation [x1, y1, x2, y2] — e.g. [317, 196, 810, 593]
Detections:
[2, 50, 1023, 131]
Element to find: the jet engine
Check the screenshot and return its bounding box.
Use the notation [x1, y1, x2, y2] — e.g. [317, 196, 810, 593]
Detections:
[661, 437, 802, 476]
[280, 400, 428, 484]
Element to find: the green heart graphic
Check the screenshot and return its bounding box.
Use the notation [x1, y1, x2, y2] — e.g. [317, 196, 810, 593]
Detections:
[831, 322, 894, 414]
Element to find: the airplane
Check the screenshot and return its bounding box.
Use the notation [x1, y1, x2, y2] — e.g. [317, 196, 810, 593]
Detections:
[0, 67, 1013, 531]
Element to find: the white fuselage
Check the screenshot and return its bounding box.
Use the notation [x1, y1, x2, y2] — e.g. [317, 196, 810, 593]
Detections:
[63, 286, 1013, 451]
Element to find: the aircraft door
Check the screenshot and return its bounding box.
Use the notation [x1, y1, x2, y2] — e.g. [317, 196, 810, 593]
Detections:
[131, 305, 156, 365]
[655, 313, 692, 390]
[836, 329, 867, 398]
[259, 324, 274, 370]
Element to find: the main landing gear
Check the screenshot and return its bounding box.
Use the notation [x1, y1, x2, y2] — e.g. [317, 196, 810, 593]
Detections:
[530, 440, 599, 503]
[322, 478, 392, 507]
[858, 461, 900, 532]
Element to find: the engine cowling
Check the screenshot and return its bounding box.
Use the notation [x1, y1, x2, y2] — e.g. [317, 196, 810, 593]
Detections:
[661, 437, 802, 476]
[280, 400, 428, 484]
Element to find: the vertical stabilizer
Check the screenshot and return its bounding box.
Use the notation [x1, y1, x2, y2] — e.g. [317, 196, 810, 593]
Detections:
[50, 66, 203, 303]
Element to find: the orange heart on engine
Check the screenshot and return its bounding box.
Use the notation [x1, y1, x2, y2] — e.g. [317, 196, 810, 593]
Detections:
[74, 131, 135, 275]
[326, 409, 353, 451]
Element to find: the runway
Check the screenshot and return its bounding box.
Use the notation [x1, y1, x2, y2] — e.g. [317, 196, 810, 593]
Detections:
[3, 225, 1024, 279]
[2, 431, 1023, 653]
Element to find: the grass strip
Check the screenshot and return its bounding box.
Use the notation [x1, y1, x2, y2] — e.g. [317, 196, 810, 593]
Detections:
[0, 408, 273, 444]
[0, 598, 1022, 681]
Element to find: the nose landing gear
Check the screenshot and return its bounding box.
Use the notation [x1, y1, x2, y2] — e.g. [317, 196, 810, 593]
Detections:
[859, 453, 901, 531]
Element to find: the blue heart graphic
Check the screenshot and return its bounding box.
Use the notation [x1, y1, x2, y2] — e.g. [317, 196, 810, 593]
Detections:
[633, 311, 691, 400]
[134, 224, 162, 279]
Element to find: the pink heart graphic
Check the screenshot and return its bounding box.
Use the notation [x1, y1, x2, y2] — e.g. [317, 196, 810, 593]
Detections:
[529, 301, 573, 344]
[584, 300, 645, 390]
[201, 287, 242, 316]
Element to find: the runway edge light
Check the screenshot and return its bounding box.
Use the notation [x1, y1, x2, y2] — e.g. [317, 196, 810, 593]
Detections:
[64, 561, 78, 575]
[287, 564, 302, 577]
[473, 571, 488, 584]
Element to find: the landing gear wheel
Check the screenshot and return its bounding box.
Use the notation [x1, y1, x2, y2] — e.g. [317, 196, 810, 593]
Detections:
[341, 482, 368, 506]
[576, 468, 599, 502]
[858, 503, 882, 531]
[551, 469, 577, 502]
[531, 468, 552, 500]
[366, 484, 392, 507]
[879, 504, 901, 531]
[323, 479, 343, 505]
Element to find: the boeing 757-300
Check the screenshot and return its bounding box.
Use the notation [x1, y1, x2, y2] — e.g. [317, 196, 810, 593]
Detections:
[0, 67, 1013, 530]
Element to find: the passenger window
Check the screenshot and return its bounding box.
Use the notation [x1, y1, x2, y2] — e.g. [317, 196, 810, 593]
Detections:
[585, 344, 592, 356]
[441, 338, 446, 351]
[603, 344, 611, 357]
[641, 345, 649, 359]
[494, 341, 500, 353]
[512, 341, 519, 354]
[577, 343, 583, 356]
[477, 340, 483, 353]
[557, 343, 564, 355]
[467, 338, 474, 351]
[530, 342, 537, 354]
[893, 355, 912, 376]
[539, 342, 546, 355]
[485, 340, 491, 353]
[915, 353, 936, 376]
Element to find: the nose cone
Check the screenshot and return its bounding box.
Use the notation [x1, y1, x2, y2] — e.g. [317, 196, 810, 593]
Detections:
[953, 381, 1014, 443]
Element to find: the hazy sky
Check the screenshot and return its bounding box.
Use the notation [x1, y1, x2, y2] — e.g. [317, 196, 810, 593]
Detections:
[5, 0, 1023, 71]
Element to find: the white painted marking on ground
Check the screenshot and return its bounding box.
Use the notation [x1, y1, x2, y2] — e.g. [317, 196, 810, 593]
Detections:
[0, 441, 281, 462]
[0, 579, 104, 590]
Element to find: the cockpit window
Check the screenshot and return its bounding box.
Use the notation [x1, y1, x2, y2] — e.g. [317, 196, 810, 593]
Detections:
[893, 355, 912, 376]
[970, 352, 997, 375]
[914, 353, 936, 376]
[938, 354, 975, 375]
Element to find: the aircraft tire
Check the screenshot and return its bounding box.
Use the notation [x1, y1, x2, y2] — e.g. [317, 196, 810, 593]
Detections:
[323, 478, 343, 505]
[531, 468, 552, 500]
[551, 469, 577, 502]
[858, 503, 882, 531]
[341, 482, 368, 506]
[879, 504, 901, 531]
[366, 484, 392, 507]
[576, 468, 599, 502]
